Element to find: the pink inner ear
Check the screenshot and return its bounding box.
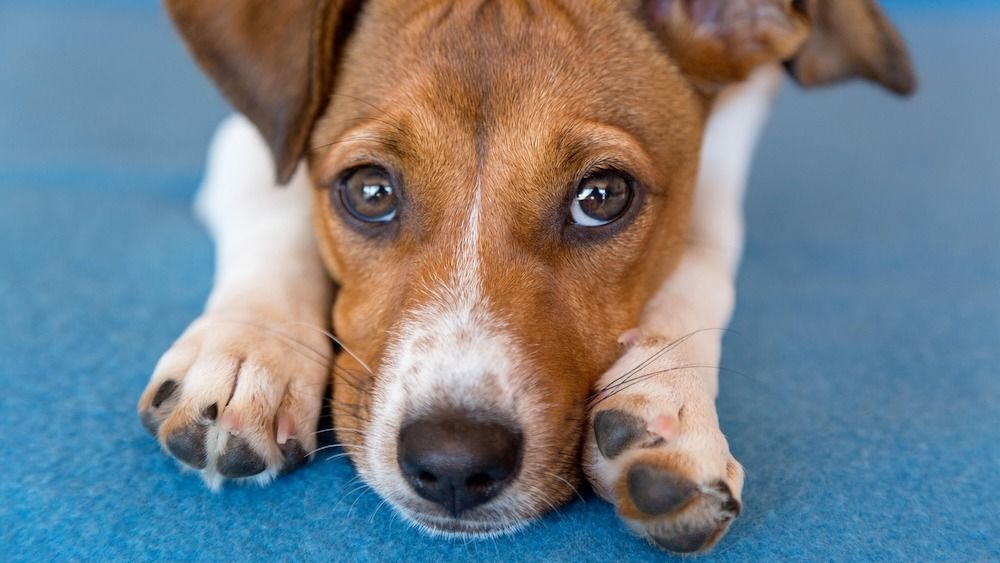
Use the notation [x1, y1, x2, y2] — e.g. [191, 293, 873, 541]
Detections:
[647, 0, 721, 24]
[646, 0, 810, 87]
[645, 0, 672, 21]
[688, 0, 723, 27]
[651, 0, 801, 37]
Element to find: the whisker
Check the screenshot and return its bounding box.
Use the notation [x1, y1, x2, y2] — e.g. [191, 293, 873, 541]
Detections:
[285, 321, 375, 376]
[545, 472, 585, 503]
[368, 499, 390, 523]
[348, 483, 375, 516]
[308, 113, 408, 140]
[208, 317, 332, 366]
[327, 92, 398, 121]
[612, 364, 748, 393]
[312, 427, 367, 436]
[333, 482, 373, 512]
[526, 490, 563, 518]
[308, 134, 402, 154]
[593, 328, 734, 398]
[589, 364, 747, 409]
[306, 444, 339, 457]
[305, 443, 353, 457]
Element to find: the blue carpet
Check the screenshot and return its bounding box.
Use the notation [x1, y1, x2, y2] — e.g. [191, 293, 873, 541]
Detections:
[2, 2, 998, 561]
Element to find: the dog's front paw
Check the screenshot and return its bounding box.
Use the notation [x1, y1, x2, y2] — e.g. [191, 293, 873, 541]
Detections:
[583, 341, 744, 554]
[138, 315, 330, 489]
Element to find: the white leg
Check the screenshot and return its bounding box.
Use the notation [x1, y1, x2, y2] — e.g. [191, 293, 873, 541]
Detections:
[138, 115, 333, 489]
[583, 65, 783, 553]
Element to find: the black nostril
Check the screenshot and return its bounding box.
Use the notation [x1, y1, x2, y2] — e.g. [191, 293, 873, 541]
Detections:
[466, 473, 491, 490]
[397, 412, 523, 517]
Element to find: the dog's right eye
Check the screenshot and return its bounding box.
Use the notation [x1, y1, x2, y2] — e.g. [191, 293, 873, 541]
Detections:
[338, 165, 398, 223]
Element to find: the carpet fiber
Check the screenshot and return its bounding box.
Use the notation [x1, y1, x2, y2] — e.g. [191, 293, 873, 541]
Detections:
[2, 2, 997, 561]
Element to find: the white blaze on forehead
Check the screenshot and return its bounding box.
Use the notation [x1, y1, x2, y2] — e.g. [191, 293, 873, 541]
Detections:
[364, 174, 524, 485]
[457, 177, 483, 299]
[392, 177, 517, 408]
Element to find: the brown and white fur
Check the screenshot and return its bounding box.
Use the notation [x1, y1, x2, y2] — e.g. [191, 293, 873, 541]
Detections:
[138, 0, 915, 553]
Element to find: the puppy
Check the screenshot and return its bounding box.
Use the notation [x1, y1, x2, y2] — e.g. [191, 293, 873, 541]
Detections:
[138, 0, 915, 553]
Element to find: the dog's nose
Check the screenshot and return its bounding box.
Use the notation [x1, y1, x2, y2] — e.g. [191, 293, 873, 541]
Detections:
[397, 413, 523, 516]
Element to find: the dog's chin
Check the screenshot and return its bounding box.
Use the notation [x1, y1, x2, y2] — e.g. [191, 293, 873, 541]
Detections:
[393, 505, 535, 539]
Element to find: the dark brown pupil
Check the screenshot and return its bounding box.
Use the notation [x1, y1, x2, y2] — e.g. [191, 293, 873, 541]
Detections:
[342, 166, 397, 221]
[576, 172, 630, 222]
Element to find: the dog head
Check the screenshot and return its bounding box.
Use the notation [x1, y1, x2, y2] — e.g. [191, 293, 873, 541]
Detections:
[167, 0, 914, 535]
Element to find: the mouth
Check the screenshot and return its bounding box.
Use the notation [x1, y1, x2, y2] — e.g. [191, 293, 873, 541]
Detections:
[394, 506, 536, 539]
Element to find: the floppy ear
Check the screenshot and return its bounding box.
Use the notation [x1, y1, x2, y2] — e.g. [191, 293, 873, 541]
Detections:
[643, 0, 915, 96]
[785, 0, 916, 96]
[643, 0, 811, 93]
[165, 0, 359, 184]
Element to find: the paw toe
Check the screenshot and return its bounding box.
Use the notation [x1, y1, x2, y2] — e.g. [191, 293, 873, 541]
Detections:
[594, 409, 647, 459]
[140, 316, 329, 489]
[278, 439, 308, 475]
[217, 437, 266, 478]
[711, 479, 741, 516]
[642, 476, 740, 554]
[165, 423, 208, 469]
[649, 525, 720, 554]
[140, 380, 181, 436]
[626, 463, 698, 515]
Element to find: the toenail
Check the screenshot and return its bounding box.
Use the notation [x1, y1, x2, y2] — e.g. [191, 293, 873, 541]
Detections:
[217, 437, 266, 478]
[151, 380, 178, 408]
[710, 480, 741, 516]
[276, 414, 294, 445]
[594, 409, 646, 459]
[166, 424, 208, 469]
[627, 463, 698, 515]
[140, 410, 161, 436]
[221, 413, 242, 434]
[201, 404, 218, 422]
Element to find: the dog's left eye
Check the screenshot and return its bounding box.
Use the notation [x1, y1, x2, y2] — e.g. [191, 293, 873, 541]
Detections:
[569, 171, 633, 227]
[339, 165, 398, 223]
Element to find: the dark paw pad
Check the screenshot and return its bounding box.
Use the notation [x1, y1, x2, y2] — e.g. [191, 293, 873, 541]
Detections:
[278, 439, 308, 475]
[594, 409, 647, 459]
[166, 423, 208, 469]
[627, 463, 698, 515]
[217, 437, 266, 478]
[643, 476, 740, 554]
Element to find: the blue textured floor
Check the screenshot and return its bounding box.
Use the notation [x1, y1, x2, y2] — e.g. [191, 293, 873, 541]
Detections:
[2, 2, 998, 561]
